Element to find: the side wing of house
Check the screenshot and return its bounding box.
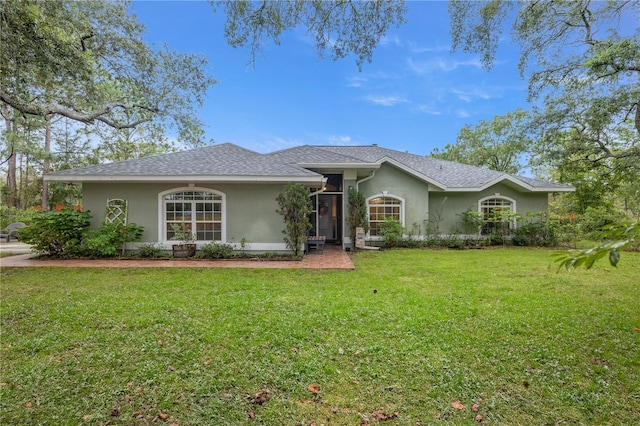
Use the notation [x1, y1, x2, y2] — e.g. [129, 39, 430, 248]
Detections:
[82, 182, 291, 251]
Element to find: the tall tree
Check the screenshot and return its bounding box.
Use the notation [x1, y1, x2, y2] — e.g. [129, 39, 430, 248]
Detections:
[430, 108, 532, 174]
[448, 0, 640, 163]
[0, 0, 215, 206]
[216, 0, 407, 69]
[0, 0, 214, 143]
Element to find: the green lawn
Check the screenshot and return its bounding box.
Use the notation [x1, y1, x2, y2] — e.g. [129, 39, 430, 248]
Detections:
[1, 249, 638, 425]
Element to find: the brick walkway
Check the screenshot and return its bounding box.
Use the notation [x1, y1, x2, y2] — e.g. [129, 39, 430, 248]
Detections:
[0, 244, 355, 270]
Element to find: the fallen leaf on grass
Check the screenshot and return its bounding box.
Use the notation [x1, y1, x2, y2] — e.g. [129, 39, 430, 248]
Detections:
[248, 411, 255, 419]
[25, 401, 33, 408]
[204, 359, 212, 365]
[450, 400, 464, 410]
[82, 414, 90, 421]
[634, 327, 640, 332]
[247, 387, 270, 405]
[110, 406, 120, 417]
[371, 409, 398, 420]
[168, 365, 176, 372]
[308, 384, 320, 393]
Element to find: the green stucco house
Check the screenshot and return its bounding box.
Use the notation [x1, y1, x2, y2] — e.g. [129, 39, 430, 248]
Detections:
[45, 143, 574, 251]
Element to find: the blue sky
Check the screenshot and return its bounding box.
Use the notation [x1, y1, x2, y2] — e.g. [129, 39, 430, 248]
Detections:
[130, 1, 527, 156]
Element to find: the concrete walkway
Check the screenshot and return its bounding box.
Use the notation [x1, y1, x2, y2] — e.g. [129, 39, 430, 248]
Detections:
[0, 243, 355, 270]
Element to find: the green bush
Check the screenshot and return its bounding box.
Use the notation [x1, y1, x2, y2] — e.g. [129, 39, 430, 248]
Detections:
[199, 241, 235, 259]
[136, 243, 169, 258]
[20, 209, 92, 258]
[512, 222, 557, 247]
[276, 183, 312, 257]
[82, 222, 144, 257]
[378, 217, 404, 247]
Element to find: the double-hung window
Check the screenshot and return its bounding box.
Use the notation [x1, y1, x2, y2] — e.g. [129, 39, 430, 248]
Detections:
[162, 189, 224, 242]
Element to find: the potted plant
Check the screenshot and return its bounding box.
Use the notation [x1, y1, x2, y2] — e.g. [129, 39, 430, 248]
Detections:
[171, 222, 197, 258]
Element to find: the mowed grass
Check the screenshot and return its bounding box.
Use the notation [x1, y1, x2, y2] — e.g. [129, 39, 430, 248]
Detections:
[1, 249, 638, 425]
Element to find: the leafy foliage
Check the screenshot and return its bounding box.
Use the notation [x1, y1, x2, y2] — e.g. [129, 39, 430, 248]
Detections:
[431, 109, 532, 174]
[0, 0, 215, 142]
[345, 188, 369, 250]
[276, 183, 312, 257]
[82, 222, 144, 257]
[136, 243, 169, 259]
[218, 0, 407, 69]
[20, 208, 91, 258]
[378, 217, 404, 247]
[554, 221, 639, 270]
[199, 241, 235, 259]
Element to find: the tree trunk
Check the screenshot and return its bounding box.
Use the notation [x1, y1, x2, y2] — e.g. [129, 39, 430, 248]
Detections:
[1, 104, 18, 208]
[41, 115, 51, 209]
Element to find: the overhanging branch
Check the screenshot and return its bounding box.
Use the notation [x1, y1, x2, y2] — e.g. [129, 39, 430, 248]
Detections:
[0, 86, 158, 129]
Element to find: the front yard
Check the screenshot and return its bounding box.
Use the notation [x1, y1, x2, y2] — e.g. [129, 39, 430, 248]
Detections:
[1, 249, 638, 424]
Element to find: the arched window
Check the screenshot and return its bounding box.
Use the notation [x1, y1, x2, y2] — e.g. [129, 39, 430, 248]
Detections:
[478, 196, 516, 235]
[159, 188, 225, 242]
[367, 194, 404, 237]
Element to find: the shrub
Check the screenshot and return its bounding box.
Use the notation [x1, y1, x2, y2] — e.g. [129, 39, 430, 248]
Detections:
[136, 243, 169, 258]
[20, 209, 92, 258]
[82, 222, 145, 257]
[378, 217, 404, 247]
[512, 222, 557, 247]
[200, 241, 235, 259]
[346, 188, 369, 250]
[276, 183, 312, 257]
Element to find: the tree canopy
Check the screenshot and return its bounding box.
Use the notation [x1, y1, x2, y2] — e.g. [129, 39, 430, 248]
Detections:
[430, 109, 532, 174]
[215, 0, 407, 69]
[448, 0, 639, 139]
[0, 0, 215, 144]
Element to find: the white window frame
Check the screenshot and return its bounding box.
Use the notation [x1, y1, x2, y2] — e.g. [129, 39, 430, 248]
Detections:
[478, 195, 517, 235]
[366, 193, 405, 239]
[158, 187, 226, 244]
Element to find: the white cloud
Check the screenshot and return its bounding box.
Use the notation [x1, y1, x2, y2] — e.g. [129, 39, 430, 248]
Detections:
[414, 105, 443, 115]
[327, 135, 355, 146]
[346, 75, 368, 88]
[365, 94, 409, 106]
[408, 41, 450, 54]
[454, 109, 471, 118]
[407, 56, 484, 75]
[380, 34, 403, 47]
[451, 88, 498, 102]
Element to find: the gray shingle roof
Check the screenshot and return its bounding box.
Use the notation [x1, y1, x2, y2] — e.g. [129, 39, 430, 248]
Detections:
[46, 142, 573, 192]
[46, 143, 320, 181]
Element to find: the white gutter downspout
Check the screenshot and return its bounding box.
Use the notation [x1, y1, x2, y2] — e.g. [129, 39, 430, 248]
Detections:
[355, 170, 376, 191]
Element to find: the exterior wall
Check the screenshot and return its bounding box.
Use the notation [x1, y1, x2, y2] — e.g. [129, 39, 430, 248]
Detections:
[356, 163, 430, 238]
[428, 183, 549, 234]
[82, 182, 289, 250]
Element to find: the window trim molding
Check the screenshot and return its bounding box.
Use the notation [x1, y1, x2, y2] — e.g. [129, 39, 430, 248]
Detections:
[477, 194, 517, 213]
[477, 194, 517, 234]
[366, 193, 405, 239]
[158, 187, 226, 244]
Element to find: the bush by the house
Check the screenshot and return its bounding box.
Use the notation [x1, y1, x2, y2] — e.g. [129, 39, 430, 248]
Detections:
[20, 208, 144, 258]
[82, 222, 144, 257]
[20, 208, 91, 258]
[199, 241, 235, 259]
[512, 222, 557, 246]
[378, 217, 405, 248]
[136, 243, 170, 258]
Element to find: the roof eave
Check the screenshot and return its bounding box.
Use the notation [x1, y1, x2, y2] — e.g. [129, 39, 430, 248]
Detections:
[44, 174, 325, 185]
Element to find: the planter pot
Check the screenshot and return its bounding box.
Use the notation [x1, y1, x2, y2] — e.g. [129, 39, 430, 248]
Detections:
[173, 244, 197, 258]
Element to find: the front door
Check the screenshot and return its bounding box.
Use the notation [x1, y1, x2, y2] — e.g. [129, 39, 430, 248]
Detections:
[315, 194, 342, 242]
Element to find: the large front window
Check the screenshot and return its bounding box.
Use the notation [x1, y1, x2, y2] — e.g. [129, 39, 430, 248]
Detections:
[479, 196, 515, 235]
[368, 196, 403, 237]
[162, 189, 224, 242]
